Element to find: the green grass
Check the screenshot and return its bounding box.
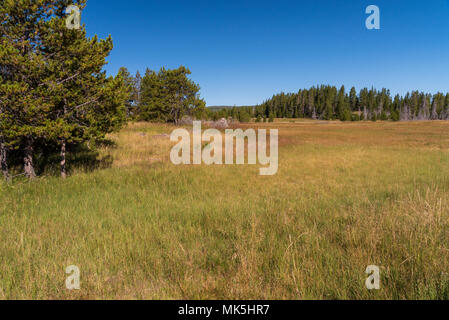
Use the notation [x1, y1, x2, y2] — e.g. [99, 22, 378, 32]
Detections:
[1, 121, 449, 299]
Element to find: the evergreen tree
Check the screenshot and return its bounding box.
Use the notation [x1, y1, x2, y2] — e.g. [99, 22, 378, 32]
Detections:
[139, 68, 161, 121]
[39, 1, 127, 178]
[238, 109, 251, 123]
[0, 0, 56, 178]
[337, 86, 351, 121]
[349, 87, 358, 112]
[139, 66, 205, 124]
[133, 70, 142, 113]
[0, 0, 127, 178]
[118, 67, 135, 117]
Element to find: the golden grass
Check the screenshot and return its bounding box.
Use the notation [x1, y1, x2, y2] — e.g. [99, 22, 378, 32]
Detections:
[1, 120, 449, 299]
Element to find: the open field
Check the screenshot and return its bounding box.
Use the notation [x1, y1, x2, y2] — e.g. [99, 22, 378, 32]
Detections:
[1, 120, 449, 299]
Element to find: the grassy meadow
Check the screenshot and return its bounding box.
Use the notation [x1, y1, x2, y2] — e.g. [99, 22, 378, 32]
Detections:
[1, 120, 449, 299]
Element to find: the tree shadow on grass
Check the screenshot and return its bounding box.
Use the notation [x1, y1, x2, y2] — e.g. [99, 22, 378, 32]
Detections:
[68, 148, 114, 173]
[94, 138, 118, 149]
[6, 139, 118, 179]
[35, 139, 117, 176]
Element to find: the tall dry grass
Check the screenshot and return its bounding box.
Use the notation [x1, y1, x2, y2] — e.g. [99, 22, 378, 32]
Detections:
[0, 120, 449, 299]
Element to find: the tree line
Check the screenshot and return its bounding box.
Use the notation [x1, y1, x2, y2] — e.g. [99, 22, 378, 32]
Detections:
[254, 86, 449, 122]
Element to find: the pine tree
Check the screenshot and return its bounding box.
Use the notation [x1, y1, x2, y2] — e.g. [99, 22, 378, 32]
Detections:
[139, 69, 161, 121]
[140, 66, 205, 124]
[410, 91, 420, 120]
[133, 70, 142, 115]
[323, 88, 334, 120]
[118, 67, 134, 117]
[1, 0, 127, 178]
[40, 1, 127, 178]
[349, 87, 358, 112]
[337, 86, 351, 121]
[238, 109, 251, 123]
[0, 0, 59, 178]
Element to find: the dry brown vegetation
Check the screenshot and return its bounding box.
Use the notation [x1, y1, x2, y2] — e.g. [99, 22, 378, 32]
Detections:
[1, 120, 449, 299]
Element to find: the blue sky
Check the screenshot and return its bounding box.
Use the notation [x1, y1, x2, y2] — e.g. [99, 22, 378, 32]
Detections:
[82, 0, 449, 106]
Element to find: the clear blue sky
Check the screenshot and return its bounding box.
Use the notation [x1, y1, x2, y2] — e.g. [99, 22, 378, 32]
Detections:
[82, 0, 449, 106]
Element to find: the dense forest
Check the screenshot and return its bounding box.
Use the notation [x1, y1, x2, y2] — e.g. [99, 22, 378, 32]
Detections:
[204, 86, 449, 123]
[254, 86, 449, 122]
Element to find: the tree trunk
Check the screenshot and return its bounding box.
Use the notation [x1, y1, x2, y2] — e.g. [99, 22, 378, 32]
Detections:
[311, 107, 317, 120]
[60, 140, 67, 179]
[23, 138, 36, 179]
[0, 139, 10, 182]
[431, 102, 438, 120]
